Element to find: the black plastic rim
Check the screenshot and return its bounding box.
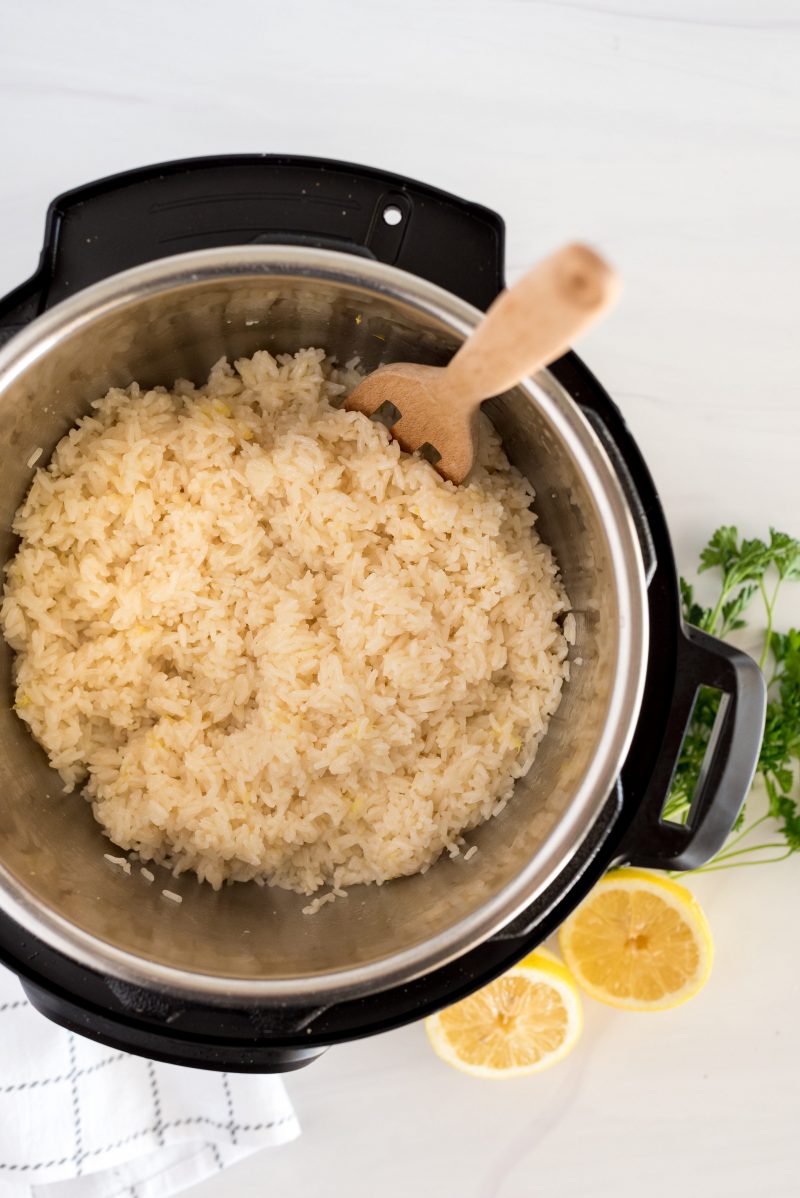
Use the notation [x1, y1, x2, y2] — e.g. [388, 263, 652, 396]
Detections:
[0, 155, 680, 1070]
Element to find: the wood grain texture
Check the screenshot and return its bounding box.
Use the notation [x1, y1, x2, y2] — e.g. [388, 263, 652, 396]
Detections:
[1, 1, 798, 1195]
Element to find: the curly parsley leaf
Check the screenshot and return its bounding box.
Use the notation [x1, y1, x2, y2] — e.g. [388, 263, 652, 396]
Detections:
[768, 529, 800, 581]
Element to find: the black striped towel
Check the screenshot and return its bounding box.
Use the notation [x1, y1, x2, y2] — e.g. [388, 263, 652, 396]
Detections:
[0, 968, 299, 1198]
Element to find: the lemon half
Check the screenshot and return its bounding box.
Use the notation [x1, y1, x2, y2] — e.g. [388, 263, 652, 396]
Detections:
[425, 948, 582, 1078]
[558, 868, 713, 1011]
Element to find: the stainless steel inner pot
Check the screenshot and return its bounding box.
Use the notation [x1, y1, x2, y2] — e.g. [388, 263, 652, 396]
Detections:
[0, 247, 648, 1002]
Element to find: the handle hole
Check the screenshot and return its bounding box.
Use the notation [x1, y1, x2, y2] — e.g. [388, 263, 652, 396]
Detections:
[370, 400, 402, 428]
[661, 685, 728, 827]
[418, 442, 442, 466]
[382, 205, 403, 227]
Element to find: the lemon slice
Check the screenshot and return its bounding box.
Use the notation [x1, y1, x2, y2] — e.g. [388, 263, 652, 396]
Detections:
[558, 868, 713, 1011]
[424, 949, 582, 1078]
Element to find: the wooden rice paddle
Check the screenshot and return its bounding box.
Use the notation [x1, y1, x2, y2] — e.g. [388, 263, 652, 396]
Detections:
[345, 243, 620, 483]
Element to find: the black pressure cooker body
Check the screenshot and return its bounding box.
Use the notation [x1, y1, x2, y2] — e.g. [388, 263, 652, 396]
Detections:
[0, 157, 764, 1071]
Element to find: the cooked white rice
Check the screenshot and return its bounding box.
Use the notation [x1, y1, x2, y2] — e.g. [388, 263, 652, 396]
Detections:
[1, 348, 569, 895]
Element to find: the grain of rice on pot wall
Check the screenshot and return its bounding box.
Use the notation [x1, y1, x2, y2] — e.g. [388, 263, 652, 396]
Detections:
[0, 348, 569, 896]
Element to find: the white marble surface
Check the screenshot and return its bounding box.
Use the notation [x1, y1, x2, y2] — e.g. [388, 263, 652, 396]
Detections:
[2, 2, 799, 1195]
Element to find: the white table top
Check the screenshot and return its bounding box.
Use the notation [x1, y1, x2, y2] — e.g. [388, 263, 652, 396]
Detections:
[2, 1, 798, 1195]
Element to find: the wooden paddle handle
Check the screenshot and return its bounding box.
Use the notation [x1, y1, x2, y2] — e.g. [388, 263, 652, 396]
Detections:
[440, 243, 620, 409]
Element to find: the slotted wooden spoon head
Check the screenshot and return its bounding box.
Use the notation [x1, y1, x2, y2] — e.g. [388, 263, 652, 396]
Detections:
[346, 361, 479, 479]
[345, 243, 620, 483]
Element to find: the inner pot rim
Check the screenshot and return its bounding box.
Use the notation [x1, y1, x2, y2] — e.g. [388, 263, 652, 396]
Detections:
[0, 246, 649, 1003]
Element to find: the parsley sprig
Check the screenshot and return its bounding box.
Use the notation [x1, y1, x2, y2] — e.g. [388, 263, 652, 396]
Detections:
[665, 527, 800, 872]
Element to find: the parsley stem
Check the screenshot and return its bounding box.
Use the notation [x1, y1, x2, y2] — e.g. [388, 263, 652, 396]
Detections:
[707, 841, 785, 862]
[661, 791, 688, 820]
[666, 817, 777, 877]
[692, 850, 793, 874]
[707, 585, 730, 638]
[713, 813, 769, 854]
[758, 577, 782, 671]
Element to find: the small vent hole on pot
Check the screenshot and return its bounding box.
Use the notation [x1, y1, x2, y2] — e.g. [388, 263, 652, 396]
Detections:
[661, 685, 726, 827]
[382, 205, 403, 227]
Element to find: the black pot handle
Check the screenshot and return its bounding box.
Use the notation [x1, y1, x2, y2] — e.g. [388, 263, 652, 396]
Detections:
[620, 624, 765, 871]
[0, 155, 505, 350]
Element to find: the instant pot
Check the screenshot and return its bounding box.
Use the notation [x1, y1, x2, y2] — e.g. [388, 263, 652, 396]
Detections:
[0, 156, 765, 1071]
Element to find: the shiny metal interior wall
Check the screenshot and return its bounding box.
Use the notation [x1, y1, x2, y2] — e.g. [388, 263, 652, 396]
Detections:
[0, 249, 647, 1001]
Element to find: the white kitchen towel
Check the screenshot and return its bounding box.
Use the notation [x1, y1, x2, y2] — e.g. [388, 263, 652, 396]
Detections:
[0, 969, 299, 1198]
